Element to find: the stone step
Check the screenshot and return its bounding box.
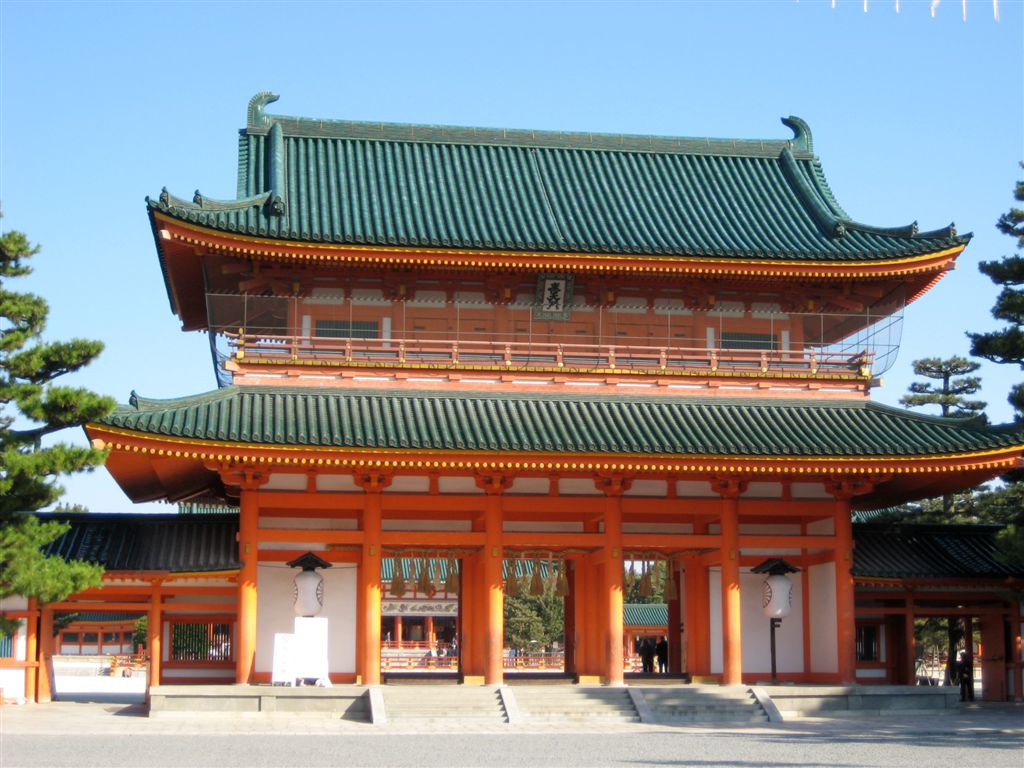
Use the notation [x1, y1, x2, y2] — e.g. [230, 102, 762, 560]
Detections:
[382, 686, 506, 722]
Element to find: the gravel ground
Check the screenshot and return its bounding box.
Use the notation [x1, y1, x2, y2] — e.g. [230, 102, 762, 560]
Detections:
[3, 700, 1022, 768]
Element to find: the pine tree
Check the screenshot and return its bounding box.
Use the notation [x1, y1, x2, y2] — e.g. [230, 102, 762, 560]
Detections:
[0, 219, 114, 634]
[967, 168, 1024, 566]
[899, 357, 986, 418]
[969, 168, 1024, 417]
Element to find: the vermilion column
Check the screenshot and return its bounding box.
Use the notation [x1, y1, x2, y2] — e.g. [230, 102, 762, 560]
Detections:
[563, 561, 576, 676]
[395, 616, 403, 648]
[597, 476, 628, 685]
[37, 607, 54, 703]
[148, 588, 163, 688]
[667, 563, 682, 674]
[236, 484, 260, 684]
[478, 475, 508, 686]
[357, 472, 390, 686]
[717, 481, 743, 685]
[24, 598, 38, 702]
[834, 494, 856, 683]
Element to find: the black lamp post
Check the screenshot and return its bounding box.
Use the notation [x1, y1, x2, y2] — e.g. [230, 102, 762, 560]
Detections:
[751, 558, 800, 684]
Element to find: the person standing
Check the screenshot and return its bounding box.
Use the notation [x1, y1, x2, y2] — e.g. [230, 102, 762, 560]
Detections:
[957, 649, 974, 702]
[656, 636, 668, 674]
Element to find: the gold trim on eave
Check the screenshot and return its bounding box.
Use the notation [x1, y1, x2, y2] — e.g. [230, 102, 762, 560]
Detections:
[85, 423, 1024, 475]
[154, 214, 964, 277]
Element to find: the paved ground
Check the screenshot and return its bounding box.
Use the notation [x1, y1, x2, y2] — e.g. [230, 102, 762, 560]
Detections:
[2, 700, 1022, 767]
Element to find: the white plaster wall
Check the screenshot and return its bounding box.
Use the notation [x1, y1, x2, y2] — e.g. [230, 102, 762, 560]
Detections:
[622, 522, 692, 534]
[383, 519, 471, 532]
[624, 480, 668, 497]
[558, 479, 602, 496]
[707, 569, 804, 675]
[503, 521, 583, 533]
[506, 478, 550, 495]
[741, 483, 782, 499]
[806, 517, 835, 535]
[791, 483, 831, 499]
[255, 562, 357, 675]
[261, 517, 357, 531]
[808, 562, 837, 673]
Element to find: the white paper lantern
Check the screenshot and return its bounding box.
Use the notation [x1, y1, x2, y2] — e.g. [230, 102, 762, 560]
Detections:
[761, 573, 793, 619]
[294, 569, 325, 617]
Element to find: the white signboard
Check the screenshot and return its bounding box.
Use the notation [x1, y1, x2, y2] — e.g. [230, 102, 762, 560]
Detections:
[293, 616, 330, 683]
[271, 633, 297, 685]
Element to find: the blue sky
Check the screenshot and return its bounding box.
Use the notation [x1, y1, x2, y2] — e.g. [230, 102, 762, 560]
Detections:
[1, 0, 1022, 512]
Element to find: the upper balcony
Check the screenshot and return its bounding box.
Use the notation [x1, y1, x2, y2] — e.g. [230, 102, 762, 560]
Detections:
[207, 292, 902, 394]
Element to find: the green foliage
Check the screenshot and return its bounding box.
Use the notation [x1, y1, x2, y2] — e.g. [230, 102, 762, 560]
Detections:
[503, 576, 564, 652]
[0, 515, 102, 635]
[969, 168, 1024, 417]
[133, 615, 149, 651]
[624, 561, 666, 604]
[0, 217, 115, 631]
[899, 356, 985, 419]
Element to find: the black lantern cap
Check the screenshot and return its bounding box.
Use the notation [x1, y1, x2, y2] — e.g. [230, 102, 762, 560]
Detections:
[286, 552, 332, 571]
[751, 558, 800, 575]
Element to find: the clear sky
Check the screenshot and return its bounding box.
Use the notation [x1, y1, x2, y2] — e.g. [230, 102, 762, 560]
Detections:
[1, 0, 1022, 513]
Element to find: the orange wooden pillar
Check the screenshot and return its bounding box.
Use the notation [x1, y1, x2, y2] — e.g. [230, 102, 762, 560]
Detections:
[563, 560, 576, 676]
[833, 494, 856, 683]
[357, 472, 389, 686]
[24, 599, 38, 702]
[37, 607, 54, 703]
[148, 591, 163, 688]
[394, 616, 403, 648]
[575, 517, 600, 678]
[667, 562, 682, 674]
[479, 475, 507, 685]
[235, 484, 259, 684]
[598, 476, 627, 685]
[718, 481, 743, 685]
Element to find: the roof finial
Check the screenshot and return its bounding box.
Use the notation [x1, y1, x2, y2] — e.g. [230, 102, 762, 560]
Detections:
[781, 116, 813, 153]
[247, 92, 280, 129]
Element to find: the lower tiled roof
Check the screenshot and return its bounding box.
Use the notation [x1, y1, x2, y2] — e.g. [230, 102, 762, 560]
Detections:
[97, 387, 1024, 458]
[38, 515, 1023, 580]
[39, 513, 240, 573]
[852, 523, 1021, 579]
[624, 603, 668, 627]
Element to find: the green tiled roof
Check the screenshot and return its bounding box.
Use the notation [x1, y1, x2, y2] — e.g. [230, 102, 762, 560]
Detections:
[39, 513, 241, 573]
[147, 93, 965, 262]
[853, 523, 1024, 579]
[624, 603, 667, 627]
[98, 387, 1022, 458]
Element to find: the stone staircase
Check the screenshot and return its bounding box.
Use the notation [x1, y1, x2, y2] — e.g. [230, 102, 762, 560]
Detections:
[511, 685, 640, 724]
[381, 684, 507, 724]
[637, 685, 769, 724]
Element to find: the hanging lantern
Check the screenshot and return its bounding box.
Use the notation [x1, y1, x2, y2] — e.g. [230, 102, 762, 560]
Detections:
[638, 561, 653, 597]
[390, 562, 407, 598]
[554, 560, 569, 597]
[663, 560, 677, 601]
[417, 558, 433, 594]
[444, 558, 459, 594]
[505, 561, 521, 596]
[752, 558, 800, 619]
[286, 552, 332, 617]
[529, 559, 545, 595]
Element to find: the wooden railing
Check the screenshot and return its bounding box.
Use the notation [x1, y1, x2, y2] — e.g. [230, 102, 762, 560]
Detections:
[225, 333, 874, 378]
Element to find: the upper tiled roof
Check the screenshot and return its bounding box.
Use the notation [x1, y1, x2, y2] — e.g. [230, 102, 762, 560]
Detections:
[147, 93, 966, 262]
[39, 513, 240, 573]
[96, 386, 1022, 458]
[853, 523, 1023, 579]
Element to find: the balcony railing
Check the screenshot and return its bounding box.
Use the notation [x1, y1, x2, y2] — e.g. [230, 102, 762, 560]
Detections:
[225, 332, 874, 378]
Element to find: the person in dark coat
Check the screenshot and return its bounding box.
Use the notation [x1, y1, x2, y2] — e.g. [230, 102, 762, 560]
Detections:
[957, 649, 974, 702]
[639, 638, 655, 675]
[656, 636, 669, 674]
